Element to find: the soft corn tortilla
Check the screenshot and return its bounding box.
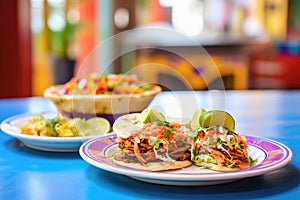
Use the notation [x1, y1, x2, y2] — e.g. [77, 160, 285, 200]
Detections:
[113, 113, 143, 139]
[194, 162, 239, 172]
[113, 159, 192, 172]
[113, 113, 191, 139]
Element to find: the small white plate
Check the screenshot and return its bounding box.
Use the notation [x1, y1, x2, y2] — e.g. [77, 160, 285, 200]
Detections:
[79, 133, 293, 186]
[1, 112, 105, 152]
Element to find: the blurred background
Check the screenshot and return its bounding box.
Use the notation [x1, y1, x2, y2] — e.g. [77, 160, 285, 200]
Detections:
[1, 0, 300, 98]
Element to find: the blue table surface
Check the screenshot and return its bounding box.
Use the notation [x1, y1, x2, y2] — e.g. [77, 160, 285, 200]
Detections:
[0, 90, 299, 200]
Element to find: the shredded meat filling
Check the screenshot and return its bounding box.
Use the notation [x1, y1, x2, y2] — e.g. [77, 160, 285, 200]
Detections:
[115, 124, 252, 169]
[115, 133, 191, 164]
[194, 128, 251, 168]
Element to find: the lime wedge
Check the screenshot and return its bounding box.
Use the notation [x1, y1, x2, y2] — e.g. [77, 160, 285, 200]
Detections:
[140, 108, 151, 123]
[190, 108, 206, 130]
[86, 117, 111, 134]
[140, 108, 165, 123]
[149, 109, 165, 122]
[72, 118, 93, 136]
[199, 110, 235, 130]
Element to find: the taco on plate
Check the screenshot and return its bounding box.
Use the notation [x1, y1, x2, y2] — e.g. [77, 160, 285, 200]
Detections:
[112, 113, 192, 171]
[190, 126, 257, 171]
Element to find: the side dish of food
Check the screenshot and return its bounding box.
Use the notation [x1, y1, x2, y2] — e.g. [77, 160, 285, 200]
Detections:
[20, 114, 111, 137]
[111, 108, 257, 172]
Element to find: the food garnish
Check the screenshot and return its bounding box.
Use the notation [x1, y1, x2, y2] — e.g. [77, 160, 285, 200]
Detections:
[190, 108, 206, 130]
[140, 108, 165, 123]
[199, 110, 235, 130]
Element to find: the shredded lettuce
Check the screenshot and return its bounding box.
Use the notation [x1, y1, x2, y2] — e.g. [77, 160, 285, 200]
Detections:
[249, 157, 258, 166]
[194, 154, 217, 164]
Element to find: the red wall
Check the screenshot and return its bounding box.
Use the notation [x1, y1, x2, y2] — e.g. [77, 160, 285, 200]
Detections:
[0, 0, 32, 98]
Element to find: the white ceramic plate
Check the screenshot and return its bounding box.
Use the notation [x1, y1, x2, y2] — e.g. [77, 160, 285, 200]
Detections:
[1, 112, 106, 152]
[79, 133, 293, 186]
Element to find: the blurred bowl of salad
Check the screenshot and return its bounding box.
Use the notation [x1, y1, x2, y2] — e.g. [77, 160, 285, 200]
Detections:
[44, 73, 161, 125]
